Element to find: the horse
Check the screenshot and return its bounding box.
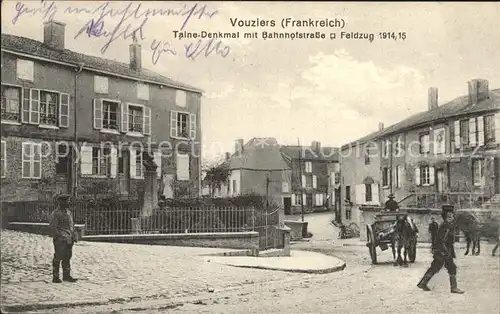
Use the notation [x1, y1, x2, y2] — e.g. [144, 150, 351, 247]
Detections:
[391, 215, 418, 267]
[455, 211, 500, 256]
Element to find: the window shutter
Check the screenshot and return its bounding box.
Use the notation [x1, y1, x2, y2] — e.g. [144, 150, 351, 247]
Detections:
[80, 146, 93, 175]
[129, 148, 137, 179]
[495, 113, 500, 143]
[454, 120, 461, 149]
[33, 143, 42, 179]
[176, 154, 190, 181]
[189, 114, 196, 139]
[302, 194, 307, 206]
[22, 88, 30, 123]
[93, 99, 103, 129]
[30, 89, 40, 124]
[291, 194, 296, 205]
[477, 116, 484, 146]
[397, 165, 403, 188]
[415, 167, 421, 186]
[121, 103, 128, 133]
[21, 143, 29, 178]
[109, 147, 117, 178]
[301, 175, 306, 188]
[371, 183, 379, 204]
[469, 118, 477, 146]
[143, 106, 151, 135]
[153, 151, 162, 178]
[312, 175, 317, 188]
[59, 93, 70, 128]
[429, 167, 435, 185]
[170, 111, 178, 138]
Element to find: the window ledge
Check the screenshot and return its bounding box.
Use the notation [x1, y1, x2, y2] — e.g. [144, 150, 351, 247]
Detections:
[1, 120, 21, 125]
[131, 176, 144, 180]
[82, 175, 109, 179]
[21, 177, 41, 180]
[171, 135, 191, 140]
[101, 129, 120, 135]
[126, 132, 144, 138]
[39, 124, 59, 130]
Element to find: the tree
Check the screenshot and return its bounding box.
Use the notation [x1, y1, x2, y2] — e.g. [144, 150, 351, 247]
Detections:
[203, 162, 230, 197]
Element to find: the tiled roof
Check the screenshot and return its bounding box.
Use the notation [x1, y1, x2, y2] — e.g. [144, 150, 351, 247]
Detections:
[342, 129, 383, 150]
[279, 145, 339, 162]
[379, 88, 500, 138]
[1, 33, 202, 93]
[225, 138, 291, 171]
[342, 88, 500, 148]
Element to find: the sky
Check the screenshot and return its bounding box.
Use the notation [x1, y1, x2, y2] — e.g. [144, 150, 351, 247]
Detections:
[2, 1, 500, 164]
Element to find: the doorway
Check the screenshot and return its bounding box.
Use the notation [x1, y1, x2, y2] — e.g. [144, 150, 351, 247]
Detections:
[118, 150, 130, 195]
[283, 197, 291, 215]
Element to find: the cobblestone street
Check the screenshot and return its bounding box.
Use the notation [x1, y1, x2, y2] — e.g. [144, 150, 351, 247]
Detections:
[2, 212, 499, 313]
[0, 230, 309, 311]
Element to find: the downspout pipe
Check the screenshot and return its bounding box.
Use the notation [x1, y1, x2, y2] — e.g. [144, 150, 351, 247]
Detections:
[73, 62, 84, 207]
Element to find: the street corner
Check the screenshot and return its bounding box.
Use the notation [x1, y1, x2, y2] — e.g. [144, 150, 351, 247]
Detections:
[201, 249, 346, 274]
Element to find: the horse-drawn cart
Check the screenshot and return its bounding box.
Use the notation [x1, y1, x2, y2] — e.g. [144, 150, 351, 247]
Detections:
[366, 212, 417, 265]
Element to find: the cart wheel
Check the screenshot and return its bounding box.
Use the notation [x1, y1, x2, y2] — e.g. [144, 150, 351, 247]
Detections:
[409, 238, 417, 263]
[367, 228, 377, 264]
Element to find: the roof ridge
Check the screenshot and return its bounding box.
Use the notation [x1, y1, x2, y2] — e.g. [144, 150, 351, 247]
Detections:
[1, 32, 202, 93]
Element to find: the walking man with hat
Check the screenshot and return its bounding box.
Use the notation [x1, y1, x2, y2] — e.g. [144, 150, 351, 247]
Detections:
[49, 194, 78, 283]
[385, 194, 399, 212]
[417, 205, 464, 294]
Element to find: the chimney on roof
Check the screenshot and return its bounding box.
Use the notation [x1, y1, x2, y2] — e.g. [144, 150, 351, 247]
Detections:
[129, 33, 142, 71]
[428, 87, 438, 111]
[468, 79, 489, 105]
[378, 122, 384, 131]
[43, 21, 65, 50]
[235, 139, 244, 155]
[311, 141, 321, 152]
[225, 152, 230, 160]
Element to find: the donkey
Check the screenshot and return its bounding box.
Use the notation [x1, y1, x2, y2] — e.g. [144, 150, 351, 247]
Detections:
[392, 215, 418, 267]
[455, 211, 500, 256]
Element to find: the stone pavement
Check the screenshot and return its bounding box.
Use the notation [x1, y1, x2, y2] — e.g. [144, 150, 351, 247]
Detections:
[0, 230, 322, 312]
[203, 250, 346, 273]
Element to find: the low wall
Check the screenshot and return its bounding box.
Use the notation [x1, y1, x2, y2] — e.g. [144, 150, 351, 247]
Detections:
[8, 222, 86, 241]
[284, 220, 308, 241]
[359, 206, 494, 242]
[81, 232, 260, 255]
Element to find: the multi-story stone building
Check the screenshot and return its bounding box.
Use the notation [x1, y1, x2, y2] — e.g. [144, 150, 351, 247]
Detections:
[339, 126, 384, 225]
[340, 78, 500, 227]
[1, 21, 203, 202]
[280, 141, 339, 215]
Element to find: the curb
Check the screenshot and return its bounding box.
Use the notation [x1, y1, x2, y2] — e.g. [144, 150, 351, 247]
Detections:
[224, 261, 347, 274]
[2, 299, 110, 313]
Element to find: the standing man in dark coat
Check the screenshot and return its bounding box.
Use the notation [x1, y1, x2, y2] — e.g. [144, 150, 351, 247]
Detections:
[428, 217, 439, 252]
[384, 194, 399, 212]
[417, 205, 464, 294]
[49, 194, 78, 283]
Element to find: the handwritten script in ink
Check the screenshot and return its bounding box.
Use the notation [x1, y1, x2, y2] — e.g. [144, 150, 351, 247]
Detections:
[11, 1, 230, 63]
[184, 38, 230, 61]
[73, 2, 218, 54]
[151, 39, 177, 65]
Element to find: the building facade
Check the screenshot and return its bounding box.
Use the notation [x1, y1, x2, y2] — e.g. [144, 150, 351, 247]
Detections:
[211, 138, 291, 208]
[280, 142, 339, 215]
[1, 21, 203, 202]
[339, 78, 500, 227]
[339, 127, 383, 225]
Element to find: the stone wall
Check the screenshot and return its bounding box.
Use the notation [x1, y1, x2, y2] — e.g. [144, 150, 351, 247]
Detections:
[81, 232, 260, 254]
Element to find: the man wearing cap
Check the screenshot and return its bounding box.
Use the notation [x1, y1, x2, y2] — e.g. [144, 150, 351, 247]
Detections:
[384, 194, 399, 212]
[49, 194, 78, 283]
[417, 205, 464, 294]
